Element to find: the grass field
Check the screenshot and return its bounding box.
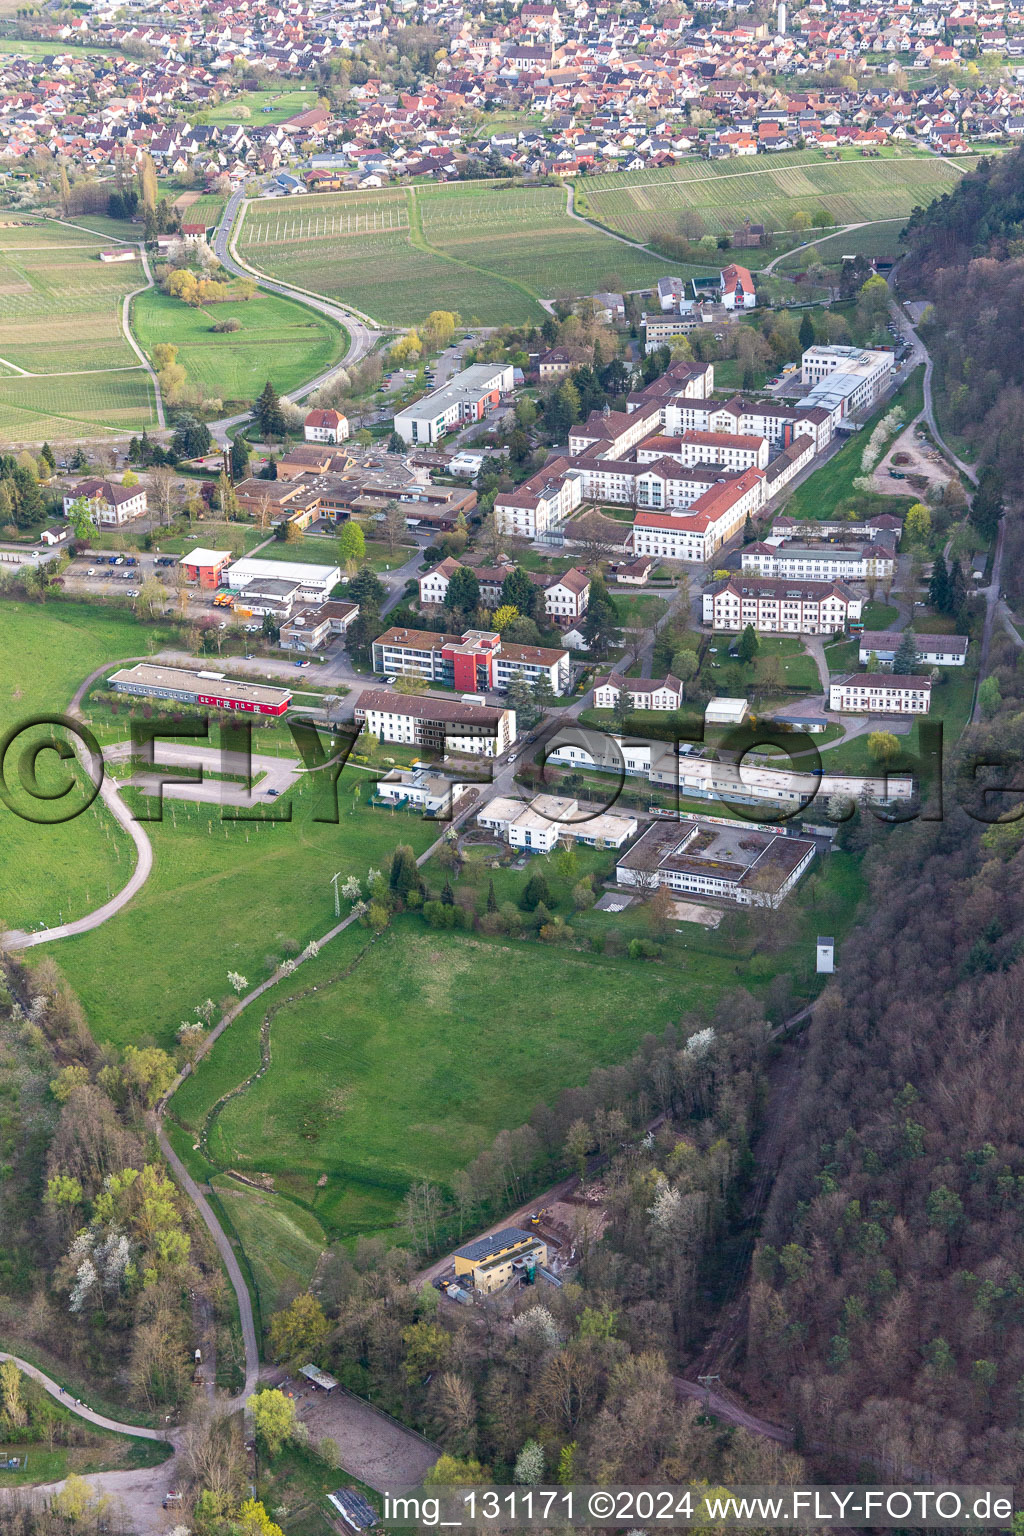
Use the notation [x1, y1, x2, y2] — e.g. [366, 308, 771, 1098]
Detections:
[202, 86, 318, 125]
[173, 914, 739, 1235]
[578, 150, 973, 244]
[0, 602, 184, 933]
[237, 183, 698, 326]
[783, 365, 925, 519]
[0, 217, 157, 438]
[211, 1175, 325, 1316]
[34, 773, 437, 1053]
[131, 286, 346, 405]
[415, 182, 700, 301]
[775, 218, 908, 271]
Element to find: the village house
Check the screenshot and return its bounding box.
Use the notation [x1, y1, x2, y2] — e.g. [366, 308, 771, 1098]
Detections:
[829, 673, 932, 714]
[304, 407, 350, 444]
[63, 477, 147, 528]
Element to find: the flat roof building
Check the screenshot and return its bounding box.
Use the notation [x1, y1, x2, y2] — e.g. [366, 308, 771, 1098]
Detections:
[393, 363, 514, 445]
[107, 663, 292, 716]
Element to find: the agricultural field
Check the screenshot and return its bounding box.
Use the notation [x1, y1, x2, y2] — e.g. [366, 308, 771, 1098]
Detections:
[174, 193, 227, 227]
[578, 150, 972, 244]
[131, 286, 345, 405]
[415, 181, 700, 300]
[237, 183, 698, 326]
[0, 217, 157, 438]
[238, 188, 545, 326]
[0, 603, 182, 936]
[774, 217, 909, 271]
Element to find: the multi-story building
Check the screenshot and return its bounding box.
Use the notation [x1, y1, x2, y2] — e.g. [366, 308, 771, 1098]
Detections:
[477, 792, 637, 852]
[494, 459, 583, 538]
[63, 478, 147, 527]
[829, 673, 932, 713]
[800, 345, 895, 416]
[631, 467, 765, 562]
[741, 537, 896, 582]
[353, 688, 516, 757]
[638, 430, 770, 471]
[304, 408, 349, 444]
[393, 363, 514, 445]
[545, 732, 915, 812]
[702, 575, 861, 634]
[593, 673, 684, 711]
[371, 626, 570, 696]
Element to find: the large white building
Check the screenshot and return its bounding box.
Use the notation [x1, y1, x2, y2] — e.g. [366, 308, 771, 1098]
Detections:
[63, 478, 147, 528]
[593, 673, 684, 711]
[224, 557, 340, 603]
[477, 792, 637, 852]
[702, 575, 861, 634]
[545, 731, 915, 811]
[616, 817, 815, 907]
[800, 346, 895, 417]
[741, 538, 896, 583]
[829, 673, 932, 714]
[631, 467, 765, 563]
[353, 688, 516, 756]
[393, 363, 514, 445]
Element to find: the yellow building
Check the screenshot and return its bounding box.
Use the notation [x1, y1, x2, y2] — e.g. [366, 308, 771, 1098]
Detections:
[453, 1227, 549, 1295]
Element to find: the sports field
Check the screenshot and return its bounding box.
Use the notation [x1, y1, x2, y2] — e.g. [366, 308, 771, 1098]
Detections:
[0, 217, 157, 438]
[236, 183, 697, 325]
[578, 150, 972, 243]
[131, 286, 346, 405]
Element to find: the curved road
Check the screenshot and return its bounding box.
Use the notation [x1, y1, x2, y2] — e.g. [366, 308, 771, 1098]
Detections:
[122, 247, 166, 431]
[207, 184, 380, 446]
[0, 1353, 172, 1443]
[2, 658, 154, 952]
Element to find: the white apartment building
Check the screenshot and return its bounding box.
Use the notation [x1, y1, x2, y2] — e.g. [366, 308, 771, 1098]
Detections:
[829, 673, 932, 714]
[741, 539, 896, 582]
[353, 689, 516, 756]
[800, 345, 895, 416]
[569, 403, 662, 459]
[63, 478, 147, 528]
[636, 430, 769, 472]
[393, 363, 514, 445]
[593, 673, 684, 711]
[702, 576, 861, 634]
[546, 732, 914, 810]
[494, 460, 583, 539]
[304, 408, 349, 444]
[632, 467, 765, 562]
[477, 792, 637, 852]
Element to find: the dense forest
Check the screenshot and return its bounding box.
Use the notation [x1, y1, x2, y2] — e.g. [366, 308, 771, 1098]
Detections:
[901, 147, 1024, 602]
[740, 150, 1024, 1482]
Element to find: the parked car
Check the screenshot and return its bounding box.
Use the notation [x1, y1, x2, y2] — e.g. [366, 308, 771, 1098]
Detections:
[86, 567, 96, 576]
[294, 659, 310, 668]
[113, 555, 124, 565]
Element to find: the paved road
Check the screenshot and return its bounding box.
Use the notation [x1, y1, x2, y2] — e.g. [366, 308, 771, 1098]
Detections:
[153, 1123, 260, 1411]
[121, 245, 166, 430]
[0, 1354, 173, 1442]
[109, 738, 303, 809]
[1, 658, 154, 952]
[207, 184, 380, 447]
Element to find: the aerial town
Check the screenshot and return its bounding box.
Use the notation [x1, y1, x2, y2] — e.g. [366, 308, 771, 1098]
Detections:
[2, 0, 1024, 1532]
